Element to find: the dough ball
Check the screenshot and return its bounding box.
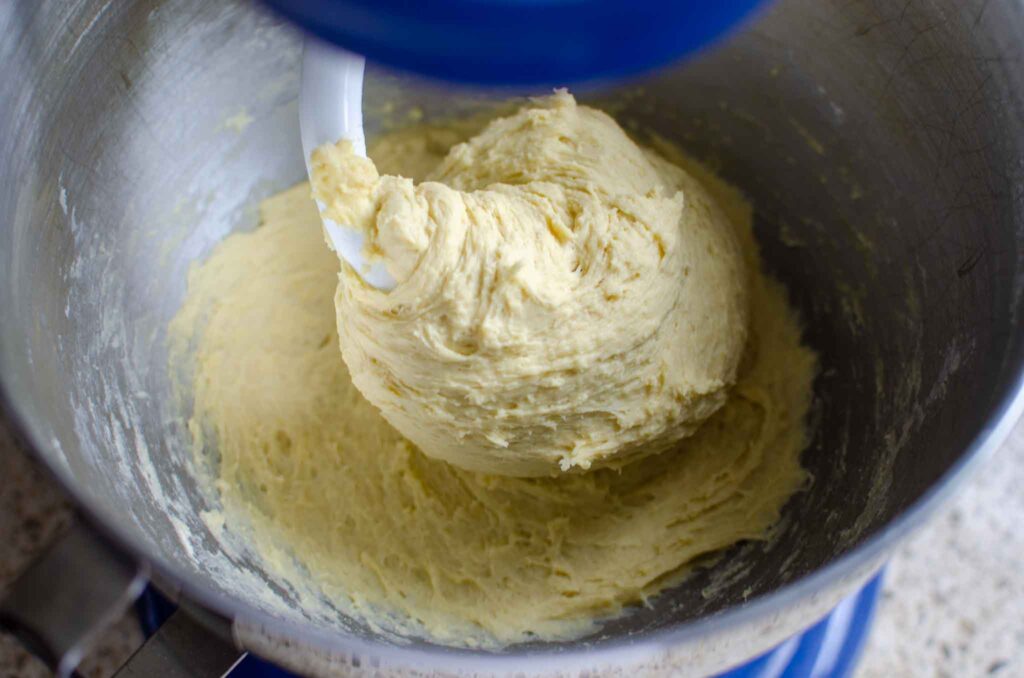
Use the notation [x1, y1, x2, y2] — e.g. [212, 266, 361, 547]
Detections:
[311, 92, 749, 477]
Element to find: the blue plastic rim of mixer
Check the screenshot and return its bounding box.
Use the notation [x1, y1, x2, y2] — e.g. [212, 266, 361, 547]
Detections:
[259, 0, 771, 85]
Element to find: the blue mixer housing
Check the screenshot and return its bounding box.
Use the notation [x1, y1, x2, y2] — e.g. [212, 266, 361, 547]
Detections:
[259, 0, 770, 86]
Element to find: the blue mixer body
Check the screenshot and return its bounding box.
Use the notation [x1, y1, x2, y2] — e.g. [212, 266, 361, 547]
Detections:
[260, 0, 769, 85]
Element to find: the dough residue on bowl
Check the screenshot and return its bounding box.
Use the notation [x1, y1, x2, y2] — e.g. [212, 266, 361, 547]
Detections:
[169, 96, 817, 647]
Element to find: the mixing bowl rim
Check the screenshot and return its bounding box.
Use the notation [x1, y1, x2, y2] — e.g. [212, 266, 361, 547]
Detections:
[1, 344, 1021, 668]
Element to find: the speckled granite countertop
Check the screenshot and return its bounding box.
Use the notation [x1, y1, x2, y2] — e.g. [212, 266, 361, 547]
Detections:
[0, 413, 1021, 677]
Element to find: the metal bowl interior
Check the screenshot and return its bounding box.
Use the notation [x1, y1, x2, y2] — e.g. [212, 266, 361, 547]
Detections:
[1, 0, 1023, 672]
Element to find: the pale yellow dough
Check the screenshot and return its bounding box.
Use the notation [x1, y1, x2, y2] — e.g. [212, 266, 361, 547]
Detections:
[311, 92, 749, 477]
[171, 105, 816, 647]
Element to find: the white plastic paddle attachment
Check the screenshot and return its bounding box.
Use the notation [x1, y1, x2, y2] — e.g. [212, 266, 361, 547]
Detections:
[300, 39, 395, 290]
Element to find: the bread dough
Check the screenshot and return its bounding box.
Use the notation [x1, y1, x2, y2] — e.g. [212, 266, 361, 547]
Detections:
[311, 92, 749, 477]
[170, 110, 816, 646]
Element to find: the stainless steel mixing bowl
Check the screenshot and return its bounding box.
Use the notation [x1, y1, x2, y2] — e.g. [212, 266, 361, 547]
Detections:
[2, 0, 1023, 675]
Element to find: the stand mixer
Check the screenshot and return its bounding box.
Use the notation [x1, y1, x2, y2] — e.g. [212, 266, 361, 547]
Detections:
[1, 1, 1023, 676]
